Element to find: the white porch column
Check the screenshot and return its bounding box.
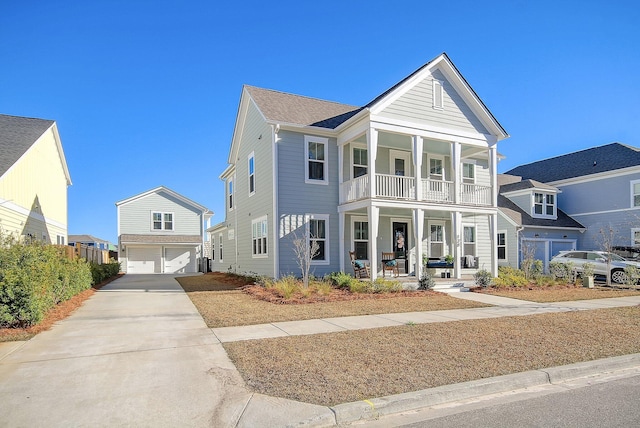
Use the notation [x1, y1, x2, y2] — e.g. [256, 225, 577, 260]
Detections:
[413, 208, 424, 279]
[489, 146, 498, 207]
[339, 211, 345, 273]
[451, 211, 463, 279]
[368, 205, 379, 280]
[451, 141, 461, 204]
[338, 144, 344, 203]
[412, 135, 423, 201]
[490, 213, 498, 277]
[367, 128, 378, 198]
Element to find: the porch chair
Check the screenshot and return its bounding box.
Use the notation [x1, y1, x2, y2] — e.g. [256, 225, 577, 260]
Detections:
[349, 251, 370, 279]
[381, 252, 399, 277]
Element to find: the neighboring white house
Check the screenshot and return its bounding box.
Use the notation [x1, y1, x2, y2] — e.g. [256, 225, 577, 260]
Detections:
[0, 114, 72, 244]
[116, 186, 213, 274]
[210, 53, 509, 279]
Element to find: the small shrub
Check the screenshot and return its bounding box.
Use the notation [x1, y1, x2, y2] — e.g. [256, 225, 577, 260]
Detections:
[371, 278, 402, 293]
[89, 261, 120, 286]
[474, 269, 492, 287]
[418, 268, 436, 290]
[623, 265, 640, 286]
[492, 266, 528, 288]
[348, 280, 372, 294]
[270, 275, 300, 299]
[325, 271, 355, 289]
[549, 261, 575, 281]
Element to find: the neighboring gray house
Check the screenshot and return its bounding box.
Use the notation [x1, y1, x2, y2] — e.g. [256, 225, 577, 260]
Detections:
[209, 53, 509, 279]
[506, 143, 640, 251]
[497, 174, 585, 272]
[68, 234, 114, 251]
[116, 186, 213, 274]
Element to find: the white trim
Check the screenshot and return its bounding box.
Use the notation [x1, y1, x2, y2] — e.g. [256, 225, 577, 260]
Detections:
[531, 191, 557, 219]
[116, 186, 210, 214]
[389, 149, 412, 177]
[370, 116, 495, 146]
[427, 220, 446, 258]
[570, 206, 640, 217]
[251, 215, 268, 258]
[306, 213, 330, 265]
[351, 215, 369, 261]
[462, 160, 476, 184]
[497, 229, 507, 262]
[218, 232, 223, 262]
[549, 165, 640, 187]
[151, 211, 175, 232]
[351, 143, 368, 180]
[428, 154, 445, 180]
[0, 198, 67, 230]
[248, 151, 256, 196]
[632, 228, 640, 246]
[304, 135, 329, 185]
[630, 179, 640, 208]
[228, 178, 234, 211]
[432, 79, 444, 110]
[462, 223, 476, 256]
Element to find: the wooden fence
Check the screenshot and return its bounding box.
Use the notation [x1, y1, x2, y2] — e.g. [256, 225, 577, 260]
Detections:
[56, 243, 114, 265]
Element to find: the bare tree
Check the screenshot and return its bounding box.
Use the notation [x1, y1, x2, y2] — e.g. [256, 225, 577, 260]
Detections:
[596, 224, 618, 286]
[292, 230, 320, 288]
[519, 233, 538, 280]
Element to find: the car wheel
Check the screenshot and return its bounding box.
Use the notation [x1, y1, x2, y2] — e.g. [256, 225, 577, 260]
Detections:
[611, 269, 627, 284]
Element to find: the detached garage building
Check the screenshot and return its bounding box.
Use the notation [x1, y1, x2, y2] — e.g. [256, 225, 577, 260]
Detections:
[116, 186, 213, 274]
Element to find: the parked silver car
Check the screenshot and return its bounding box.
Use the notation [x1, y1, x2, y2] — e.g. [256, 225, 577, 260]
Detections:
[550, 250, 640, 284]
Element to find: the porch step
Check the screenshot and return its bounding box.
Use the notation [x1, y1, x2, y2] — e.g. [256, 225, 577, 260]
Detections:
[433, 281, 473, 293]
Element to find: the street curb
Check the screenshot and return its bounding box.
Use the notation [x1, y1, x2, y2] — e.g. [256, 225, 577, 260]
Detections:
[328, 353, 640, 426]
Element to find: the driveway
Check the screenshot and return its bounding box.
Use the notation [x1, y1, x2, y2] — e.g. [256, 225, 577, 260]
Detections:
[0, 274, 252, 427]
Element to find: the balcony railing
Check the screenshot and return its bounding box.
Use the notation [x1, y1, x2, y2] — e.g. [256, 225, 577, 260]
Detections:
[340, 174, 492, 206]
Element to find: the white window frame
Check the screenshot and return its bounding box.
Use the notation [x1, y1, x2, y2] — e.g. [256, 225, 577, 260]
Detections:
[462, 161, 476, 184]
[631, 179, 640, 208]
[389, 149, 411, 177]
[218, 233, 223, 262]
[304, 135, 329, 185]
[351, 216, 369, 261]
[228, 179, 234, 211]
[632, 228, 640, 246]
[307, 214, 330, 265]
[532, 192, 556, 218]
[428, 155, 445, 180]
[151, 211, 174, 231]
[248, 152, 255, 196]
[252, 216, 268, 258]
[432, 79, 444, 110]
[428, 221, 445, 258]
[462, 225, 476, 256]
[497, 230, 507, 261]
[351, 144, 368, 179]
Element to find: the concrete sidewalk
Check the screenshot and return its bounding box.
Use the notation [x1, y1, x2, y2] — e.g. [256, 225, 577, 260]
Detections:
[1, 276, 639, 427]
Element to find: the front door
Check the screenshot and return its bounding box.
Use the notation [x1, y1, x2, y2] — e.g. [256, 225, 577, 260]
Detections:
[393, 221, 409, 274]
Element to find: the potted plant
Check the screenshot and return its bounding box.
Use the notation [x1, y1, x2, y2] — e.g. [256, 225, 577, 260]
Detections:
[582, 262, 595, 288]
[444, 254, 454, 278]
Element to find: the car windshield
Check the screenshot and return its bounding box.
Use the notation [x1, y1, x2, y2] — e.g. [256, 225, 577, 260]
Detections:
[604, 253, 627, 261]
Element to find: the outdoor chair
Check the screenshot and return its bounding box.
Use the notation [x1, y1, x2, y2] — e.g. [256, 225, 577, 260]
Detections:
[349, 251, 370, 279]
[381, 252, 399, 277]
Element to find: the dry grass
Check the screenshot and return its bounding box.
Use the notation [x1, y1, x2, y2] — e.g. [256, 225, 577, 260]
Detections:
[477, 286, 640, 303]
[225, 306, 640, 406]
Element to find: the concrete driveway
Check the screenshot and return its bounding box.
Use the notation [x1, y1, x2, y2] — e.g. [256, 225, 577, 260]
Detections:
[0, 274, 252, 427]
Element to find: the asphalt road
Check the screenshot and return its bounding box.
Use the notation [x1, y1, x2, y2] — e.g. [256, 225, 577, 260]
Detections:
[355, 371, 640, 428]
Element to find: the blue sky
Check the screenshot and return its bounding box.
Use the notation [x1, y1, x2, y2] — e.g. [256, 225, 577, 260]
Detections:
[1, 1, 638, 244]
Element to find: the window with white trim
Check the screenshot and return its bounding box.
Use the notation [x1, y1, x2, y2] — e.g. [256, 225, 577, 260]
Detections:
[353, 219, 368, 260]
[212, 235, 216, 260]
[463, 225, 476, 256]
[305, 136, 328, 184]
[429, 157, 443, 179]
[462, 162, 475, 184]
[248, 152, 255, 195]
[252, 216, 268, 257]
[152, 212, 173, 231]
[429, 223, 444, 258]
[631, 180, 640, 207]
[533, 192, 555, 217]
[632, 228, 640, 246]
[497, 231, 507, 261]
[228, 179, 234, 210]
[432, 79, 444, 110]
[352, 147, 368, 178]
[308, 214, 329, 264]
[218, 233, 223, 262]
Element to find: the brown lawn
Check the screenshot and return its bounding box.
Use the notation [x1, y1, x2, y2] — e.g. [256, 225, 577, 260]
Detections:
[475, 285, 640, 303]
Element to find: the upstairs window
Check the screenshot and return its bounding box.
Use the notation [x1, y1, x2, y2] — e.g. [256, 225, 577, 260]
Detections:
[631, 180, 640, 207]
[305, 136, 328, 184]
[248, 153, 255, 195]
[353, 147, 368, 178]
[462, 163, 475, 184]
[432, 79, 444, 110]
[152, 212, 173, 231]
[429, 158, 443, 179]
[533, 192, 555, 217]
[228, 179, 234, 210]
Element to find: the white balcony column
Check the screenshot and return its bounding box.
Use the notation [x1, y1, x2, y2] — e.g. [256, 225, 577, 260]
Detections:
[451, 211, 463, 278]
[412, 135, 423, 201]
[367, 128, 378, 198]
[338, 144, 344, 203]
[413, 208, 424, 279]
[368, 205, 380, 280]
[489, 146, 498, 207]
[339, 211, 345, 273]
[451, 141, 462, 204]
[490, 213, 498, 277]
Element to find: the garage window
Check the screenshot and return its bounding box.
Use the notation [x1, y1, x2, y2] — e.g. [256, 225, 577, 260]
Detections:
[152, 212, 174, 231]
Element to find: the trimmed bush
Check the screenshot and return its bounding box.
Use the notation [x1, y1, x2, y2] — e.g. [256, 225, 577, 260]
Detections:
[492, 266, 528, 288]
[474, 269, 493, 287]
[90, 261, 120, 286]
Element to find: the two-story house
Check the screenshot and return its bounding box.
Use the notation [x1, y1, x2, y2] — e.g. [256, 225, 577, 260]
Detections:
[116, 186, 213, 274]
[210, 53, 509, 280]
[497, 174, 585, 272]
[0, 114, 72, 244]
[506, 143, 640, 252]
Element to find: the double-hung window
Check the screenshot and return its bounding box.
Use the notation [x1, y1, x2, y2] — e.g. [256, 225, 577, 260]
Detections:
[462, 162, 475, 184]
[218, 233, 223, 262]
[252, 216, 268, 257]
[308, 214, 329, 264]
[631, 180, 640, 207]
[353, 147, 368, 178]
[305, 136, 328, 184]
[497, 231, 507, 261]
[152, 212, 173, 231]
[228, 179, 234, 210]
[248, 153, 255, 195]
[533, 192, 555, 217]
[463, 226, 476, 256]
[353, 219, 368, 260]
[429, 158, 443, 179]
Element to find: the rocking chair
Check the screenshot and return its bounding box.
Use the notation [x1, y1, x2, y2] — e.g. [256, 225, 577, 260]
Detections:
[349, 251, 370, 279]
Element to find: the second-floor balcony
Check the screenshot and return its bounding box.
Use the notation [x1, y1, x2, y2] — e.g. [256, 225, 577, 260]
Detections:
[340, 173, 492, 206]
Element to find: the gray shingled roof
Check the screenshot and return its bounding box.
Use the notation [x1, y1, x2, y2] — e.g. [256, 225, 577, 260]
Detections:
[244, 85, 362, 129]
[0, 114, 55, 178]
[498, 194, 584, 229]
[120, 234, 202, 244]
[500, 179, 557, 193]
[506, 142, 640, 183]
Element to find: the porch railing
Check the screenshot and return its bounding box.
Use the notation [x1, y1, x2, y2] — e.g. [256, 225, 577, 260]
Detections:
[422, 179, 453, 203]
[461, 183, 492, 206]
[340, 174, 370, 203]
[375, 174, 415, 199]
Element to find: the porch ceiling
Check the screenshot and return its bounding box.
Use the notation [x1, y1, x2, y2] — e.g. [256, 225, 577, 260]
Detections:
[351, 132, 483, 158]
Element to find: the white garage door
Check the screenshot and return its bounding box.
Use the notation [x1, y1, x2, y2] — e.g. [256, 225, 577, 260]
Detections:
[164, 247, 197, 273]
[127, 247, 162, 274]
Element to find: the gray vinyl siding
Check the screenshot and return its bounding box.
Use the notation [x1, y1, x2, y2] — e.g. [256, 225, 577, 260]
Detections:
[119, 191, 203, 235]
[572, 210, 640, 250]
[229, 102, 275, 276]
[379, 69, 488, 135]
[277, 130, 340, 277]
[463, 214, 491, 270]
[473, 159, 490, 187]
[496, 215, 518, 268]
[507, 194, 532, 215]
[555, 172, 640, 215]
